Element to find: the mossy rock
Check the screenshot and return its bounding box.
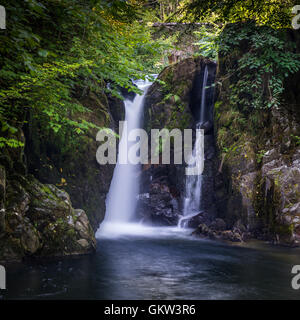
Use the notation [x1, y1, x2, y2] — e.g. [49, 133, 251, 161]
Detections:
[0, 173, 96, 263]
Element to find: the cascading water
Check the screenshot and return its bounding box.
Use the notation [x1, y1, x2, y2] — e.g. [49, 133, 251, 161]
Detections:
[178, 66, 208, 228]
[96, 78, 152, 237]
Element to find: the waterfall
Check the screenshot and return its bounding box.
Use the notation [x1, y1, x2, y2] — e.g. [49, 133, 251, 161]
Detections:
[178, 66, 208, 228]
[96, 78, 152, 236]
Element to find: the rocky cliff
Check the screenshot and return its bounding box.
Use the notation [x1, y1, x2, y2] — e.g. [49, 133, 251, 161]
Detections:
[202, 26, 300, 245]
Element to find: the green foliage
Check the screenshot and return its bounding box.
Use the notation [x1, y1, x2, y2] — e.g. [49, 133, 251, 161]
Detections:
[291, 134, 300, 146]
[257, 150, 266, 164]
[180, 1, 300, 111]
[193, 25, 221, 60]
[0, 137, 24, 148]
[133, 0, 185, 23]
[0, 0, 165, 147]
[181, 0, 295, 28]
[131, 24, 175, 74]
[219, 22, 300, 110]
[1, 0, 299, 150]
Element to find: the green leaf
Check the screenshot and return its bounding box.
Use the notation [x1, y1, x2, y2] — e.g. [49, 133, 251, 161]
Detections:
[38, 49, 49, 58]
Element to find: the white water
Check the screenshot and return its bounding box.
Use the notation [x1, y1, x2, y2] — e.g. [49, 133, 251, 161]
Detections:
[178, 66, 208, 228]
[96, 79, 152, 237]
[97, 222, 194, 240]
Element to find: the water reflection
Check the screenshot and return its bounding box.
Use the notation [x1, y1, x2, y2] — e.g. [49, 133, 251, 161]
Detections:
[2, 229, 300, 300]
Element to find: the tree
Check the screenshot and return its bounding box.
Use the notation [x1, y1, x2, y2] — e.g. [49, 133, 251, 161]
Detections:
[181, 0, 296, 28]
[0, 0, 166, 146]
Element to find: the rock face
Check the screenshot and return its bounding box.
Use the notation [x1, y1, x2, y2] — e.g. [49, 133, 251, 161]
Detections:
[211, 24, 300, 245]
[24, 86, 124, 231]
[137, 165, 181, 225]
[0, 144, 96, 263]
[138, 56, 217, 225]
[144, 56, 215, 133]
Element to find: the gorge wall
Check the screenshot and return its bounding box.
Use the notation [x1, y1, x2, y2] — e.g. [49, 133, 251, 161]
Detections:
[211, 26, 300, 245]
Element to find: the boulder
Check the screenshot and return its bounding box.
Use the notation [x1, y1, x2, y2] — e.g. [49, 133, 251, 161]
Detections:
[137, 175, 180, 226]
[0, 172, 96, 263]
[193, 223, 244, 243]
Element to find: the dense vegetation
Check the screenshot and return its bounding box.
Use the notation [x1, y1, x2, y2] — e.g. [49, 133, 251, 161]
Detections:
[0, 0, 171, 147]
[184, 0, 300, 110]
[0, 0, 299, 148]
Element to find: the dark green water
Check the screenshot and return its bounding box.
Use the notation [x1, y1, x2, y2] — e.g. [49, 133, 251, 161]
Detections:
[2, 226, 300, 300]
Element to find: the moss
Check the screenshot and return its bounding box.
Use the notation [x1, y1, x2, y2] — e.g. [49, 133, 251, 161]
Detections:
[256, 149, 266, 165]
[40, 184, 53, 195]
[166, 102, 192, 131]
[66, 228, 76, 237]
[214, 100, 222, 111]
[175, 82, 187, 97]
[273, 224, 294, 237]
[219, 110, 242, 128]
[70, 209, 78, 223]
[217, 127, 229, 150]
[162, 66, 175, 85]
[253, 173, 283, 239]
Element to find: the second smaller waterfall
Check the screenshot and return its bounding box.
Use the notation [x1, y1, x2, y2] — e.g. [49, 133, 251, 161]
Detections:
[178, 124, 204, 228]
[178, 66, 208, 228]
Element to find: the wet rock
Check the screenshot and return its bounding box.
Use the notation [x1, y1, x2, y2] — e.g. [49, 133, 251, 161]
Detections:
[211, 218, 226, 231]
[290, 203, 300, 216]
[77, 239, 90, 249]
[20, 222, 40, 254]
[193, 223, 244, 243]
[0, 172, 96, 262]
[199, 120, 213, 134]
[141, 56, 217, 226]
[193, 223, 211, 237]
[137, 168, 181, 226]
[262, 149, 280, 165]
[179, 211, 211, 228]
[233, 219, 247, 233]
[0, 166, 5, 208]
[222, 230, 243, 242]
[107, 94, 125, 131]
